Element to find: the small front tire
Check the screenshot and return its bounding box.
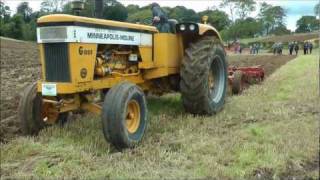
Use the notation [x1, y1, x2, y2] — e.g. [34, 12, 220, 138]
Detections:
[18, 83, 69, 135]
[101, 82, 148, 150]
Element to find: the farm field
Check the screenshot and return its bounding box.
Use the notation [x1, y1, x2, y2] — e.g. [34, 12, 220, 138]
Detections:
[0, 38, 318, 179]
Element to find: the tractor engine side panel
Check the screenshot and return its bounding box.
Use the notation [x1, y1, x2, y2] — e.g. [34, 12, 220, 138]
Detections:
[153, 33, 183, 68]
[69, 43, 97, 83]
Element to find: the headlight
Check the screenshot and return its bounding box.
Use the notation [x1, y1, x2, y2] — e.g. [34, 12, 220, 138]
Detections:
[180, 24, 186, 31]
[39, 26, 68, 40]
[189, 24, 196, 31]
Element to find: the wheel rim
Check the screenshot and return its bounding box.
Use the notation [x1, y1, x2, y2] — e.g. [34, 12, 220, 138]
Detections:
[126, 100, 140, 134]
[210, 56, 225, 103]
[42, 101, 59, 124]
[208, 69, 215, 94]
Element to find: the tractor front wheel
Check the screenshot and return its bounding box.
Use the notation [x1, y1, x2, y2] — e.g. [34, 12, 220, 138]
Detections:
[18, 82, 68, 135]
[101, 82, 148, 150]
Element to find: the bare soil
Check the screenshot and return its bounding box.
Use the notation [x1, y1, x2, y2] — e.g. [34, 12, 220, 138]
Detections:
[0, 38, 40, 142]
[0, 38, 296, 142]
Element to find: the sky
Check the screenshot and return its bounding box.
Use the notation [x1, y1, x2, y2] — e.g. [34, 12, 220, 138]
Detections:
[3, 0, 319, 31]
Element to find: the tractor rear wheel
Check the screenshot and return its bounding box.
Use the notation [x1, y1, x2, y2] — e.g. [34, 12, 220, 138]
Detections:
[232, 71, 245, 95]
[101, 82, 148, 150]
[18, 82, 68, 135]
[180, 36, 228, 115]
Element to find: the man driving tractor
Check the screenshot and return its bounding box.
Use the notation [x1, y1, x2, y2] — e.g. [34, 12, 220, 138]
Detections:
[151, 3, 171, 33]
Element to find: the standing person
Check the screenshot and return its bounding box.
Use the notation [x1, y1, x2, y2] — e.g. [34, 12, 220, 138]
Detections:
[277, 42, 283, 55]
[253, 43, 257, 54]
[151, 3, 170, 33]
[272, 43, 277, 55]
[289, 42, 294, 55]
[234, 44, 238, 54]
[294, 42, 299, 55]
[309, 42, 313, 54]
[256, 43, 260, 54]
[280, 42, 283, 55]
[303, 41, 308, 55]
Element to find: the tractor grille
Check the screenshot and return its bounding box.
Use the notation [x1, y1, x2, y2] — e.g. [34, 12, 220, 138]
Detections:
[43, 43, 71, 82]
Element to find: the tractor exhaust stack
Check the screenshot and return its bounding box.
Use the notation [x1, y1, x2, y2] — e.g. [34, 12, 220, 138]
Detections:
[71, 0, 85, 16]
[95, 0, 104, 18]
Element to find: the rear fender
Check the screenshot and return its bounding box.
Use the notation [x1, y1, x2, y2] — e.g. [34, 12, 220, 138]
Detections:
[198, 24, 222, 42]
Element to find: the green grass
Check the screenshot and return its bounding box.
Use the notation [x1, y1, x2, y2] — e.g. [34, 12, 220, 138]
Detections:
[1, 54, 319, 179]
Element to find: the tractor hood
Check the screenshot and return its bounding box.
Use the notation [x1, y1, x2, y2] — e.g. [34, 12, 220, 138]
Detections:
[37, 14, 158, 33]
[36, 14, 156, 45]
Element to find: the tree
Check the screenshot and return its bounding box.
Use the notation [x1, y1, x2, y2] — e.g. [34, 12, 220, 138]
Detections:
[103, 0, 128, 21]
[295, 16, 319, 33]
[0, 1, 10, 22]
[315, 3, 320, 18]
[198, 9, 231, 31]
[40, 0, 66, 13]
[127, 8, 152, 24]
[225, 17, 263, 40]
[235, 0, 256, 20]
[127, 4, 140, 14]
[17, 2, 32, 22]
[258, 2, 286, 35]
[220, 0, 237, 22]
[0, 1, 11, 36]
[220, 0, 256, 21]
[269, 23, 291, 35]
[2, 15, 24, 39]
[168, 6, 199, 22]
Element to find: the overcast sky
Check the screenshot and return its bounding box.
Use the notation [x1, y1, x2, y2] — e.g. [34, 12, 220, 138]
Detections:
[3, 0, 318, 31]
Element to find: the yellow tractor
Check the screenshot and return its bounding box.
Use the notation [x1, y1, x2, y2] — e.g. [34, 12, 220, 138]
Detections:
[18, 14, 227, 149]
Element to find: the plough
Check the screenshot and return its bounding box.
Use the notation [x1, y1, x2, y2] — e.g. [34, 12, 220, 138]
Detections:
[228, 66, 265, 94]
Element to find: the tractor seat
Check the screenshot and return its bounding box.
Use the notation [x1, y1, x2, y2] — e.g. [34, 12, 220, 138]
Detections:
[168, 19, 178, 33]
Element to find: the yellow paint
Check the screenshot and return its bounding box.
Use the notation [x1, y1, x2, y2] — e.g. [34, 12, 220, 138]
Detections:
[59, 101, 80, 113]
[138, 46, 155, 69]
[37, 14, 158, 33]
[69, 43, 97, 83]
[36, 14, 225, 118]
[153, 33, 183, 68]
[38, 44, 46, 80]
[37, 33, 184, 93]
[37, 74, 145, 94]
[126, 100, 140, 133]
[198, 23, 222, 42]
[81, 102, 102, 115]
[202, 16, 209, 24]
[143, 67, 179, 80]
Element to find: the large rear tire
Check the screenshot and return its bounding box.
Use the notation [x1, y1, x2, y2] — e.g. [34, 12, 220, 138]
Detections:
[180, 36, 228, 115]
[101, 82, 148, 150]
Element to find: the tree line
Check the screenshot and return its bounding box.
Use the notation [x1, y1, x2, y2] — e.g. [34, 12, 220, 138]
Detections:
[0, 0, 319, 41]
